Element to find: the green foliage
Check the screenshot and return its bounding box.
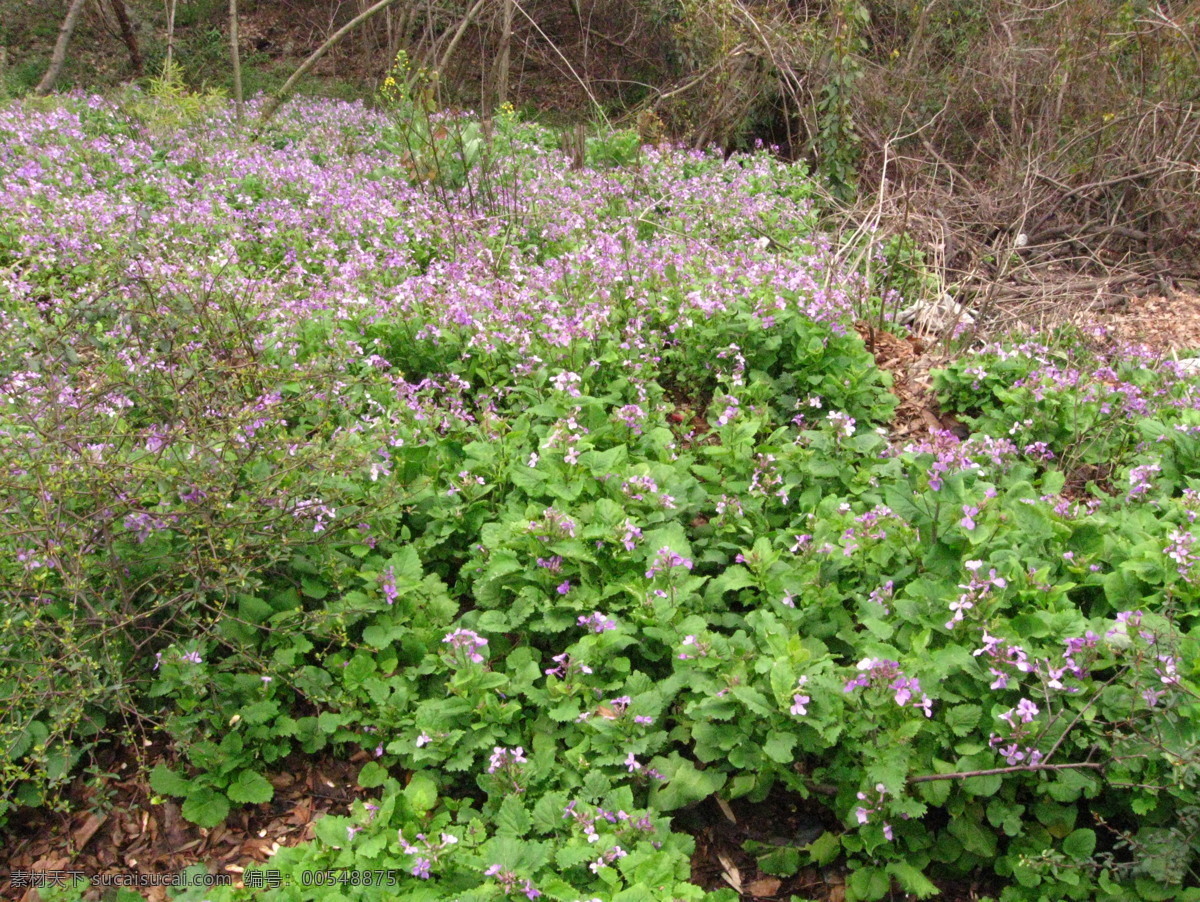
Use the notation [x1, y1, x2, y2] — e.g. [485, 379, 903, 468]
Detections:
[121, 58, 226, 133]
[3, 95, 1200, 901]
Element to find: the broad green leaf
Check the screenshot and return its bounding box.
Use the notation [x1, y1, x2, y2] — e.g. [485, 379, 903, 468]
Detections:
[149, 763, 191, 798]
[357, 761, 388, 788]
[888, 861, 939, 898]
[405, 771, 438, 813]
[181, 788, 230, 828]
[1062, 827, 1096, 860]
[652, 759, 726, 811]
[227, 769, 274, 805]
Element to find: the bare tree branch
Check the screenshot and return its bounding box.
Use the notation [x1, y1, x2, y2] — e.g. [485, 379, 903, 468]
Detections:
[257, 0, 406, 126]
[35, 0, 89, 96]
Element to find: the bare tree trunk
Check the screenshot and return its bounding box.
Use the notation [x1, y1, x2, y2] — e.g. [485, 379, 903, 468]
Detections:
[258, 0, 405, 125]
[229, 0, 244, 120]
[35, 0, 89, 95]
[494, 0, 513, 108]
[109, 0, 143, 77]
[164, 0, 178, 71]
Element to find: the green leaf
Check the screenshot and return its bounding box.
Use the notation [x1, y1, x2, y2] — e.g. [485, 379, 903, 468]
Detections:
[945, 704, 981, 737]
[948, 813, 997, 857]
[357, 761, 388, 788]
[317, 711, 345, 734]
[763, 730, 796, 764]
[1062, 828, 1096, 860]
[314, 814, 354, 847]
[495, 795, 532, 836]
[710, 565, 757, 596]
[362, 622, 393, 648]
[510, 463, 547, 495]
[237, 699, 278, 725]
[227, 769, 274, 805]
[405, 772, 438, 814]
[804, 831, 840, 866]
[758, 846, 801, 876]
[652, 759, 727, 811]
[476, 610, 509, 632]
[888, 861, 939, 898]
[181, 788, 230, 828]
[149, 763, 191, 798]
[301, 577, 328, 600]
[848, 865, 890, 900]
[388, 546, 423, 585]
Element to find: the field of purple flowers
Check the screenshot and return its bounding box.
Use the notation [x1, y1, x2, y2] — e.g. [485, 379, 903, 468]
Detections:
[2, 94, 1200, 901]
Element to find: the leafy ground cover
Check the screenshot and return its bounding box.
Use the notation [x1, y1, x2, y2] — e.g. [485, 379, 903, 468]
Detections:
[1, 92, 1199, 901]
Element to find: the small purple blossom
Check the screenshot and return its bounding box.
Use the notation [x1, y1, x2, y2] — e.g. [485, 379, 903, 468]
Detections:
[578, 611, 617, 633]
[443, 628, 488, 664]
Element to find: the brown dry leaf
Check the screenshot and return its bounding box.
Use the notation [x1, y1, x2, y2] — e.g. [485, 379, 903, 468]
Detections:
[288, 797, 313, 826]
[72, 813, 106, 851]
[714, 796, 737, 825]
[716, 851, 741, 893]
[746, 876, 782, 896]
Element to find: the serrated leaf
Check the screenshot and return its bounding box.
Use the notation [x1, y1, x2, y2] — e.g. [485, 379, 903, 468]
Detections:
[317, 711, 344, 733]
[227, 769, 274, 804]
[476, 610, 509, 632]
[946, 703, 981, 737]
[387, 546, 423, 585]
[495, 795, 532, 835]
[510, 463, 547, 495]
[149, 763, 191, 798]
[710, 565, 757, 596]
[314, 814, 354, 847]
[848, 865, 890, 900]
[181, 788, 230, 827]
[653, 759, 726, 811]
[237, 699, 278, 725]
[804, 831, 840, 866]
[362, 623, 393, 648]
[888, 861, 938, 898]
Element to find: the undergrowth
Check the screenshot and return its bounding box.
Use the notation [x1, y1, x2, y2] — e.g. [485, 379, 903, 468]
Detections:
[1, 93, 1199, 902]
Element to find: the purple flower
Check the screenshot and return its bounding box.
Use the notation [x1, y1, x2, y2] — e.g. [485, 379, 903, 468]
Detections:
[645, 545, 693, 579]
[960, 505, 979, 530]
[487, 746, 527, 774]
[443, 628, 488, 663]
[380, 566, 399, 605]
[790, 675, 810, 715]
[578, 611, 617, 633]
[556, 580, 571, 595]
